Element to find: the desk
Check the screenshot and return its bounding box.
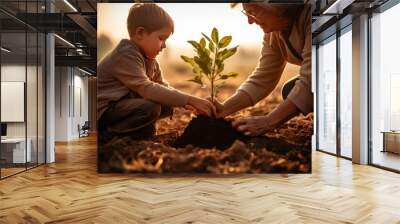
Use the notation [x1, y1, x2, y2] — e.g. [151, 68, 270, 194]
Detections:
[1, 138, 31, 163]
[381, 131, 400, 154]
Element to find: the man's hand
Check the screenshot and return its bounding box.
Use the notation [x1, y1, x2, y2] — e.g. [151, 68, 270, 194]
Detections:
[232, 99, 301, 136]
[187, 96, 216, 117]
[232, 115, 278, 136]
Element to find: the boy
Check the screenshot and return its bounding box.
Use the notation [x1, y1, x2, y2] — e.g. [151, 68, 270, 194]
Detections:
[97, 3, 215, 142]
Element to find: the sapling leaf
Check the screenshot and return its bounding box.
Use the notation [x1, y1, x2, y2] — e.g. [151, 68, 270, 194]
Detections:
[188, 75, 203, 86]
[218, 36, 232, 48]
[209, 41, 215, 52]
[219, 46, 238, 61]
[201, 32, 212, 43]
[181, 28, 239, 102]
[216, 59, 224, 74]
[211, 28, 219, 44]
[200, 38, 206, 49]
[188, 40, 200, 50]
[219, 72, 239, 80]
[180, 55, 192, 63]
[194, 55, 211, 75]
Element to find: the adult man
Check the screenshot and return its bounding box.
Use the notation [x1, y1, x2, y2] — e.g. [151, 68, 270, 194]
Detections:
[215, 3, 312, 136]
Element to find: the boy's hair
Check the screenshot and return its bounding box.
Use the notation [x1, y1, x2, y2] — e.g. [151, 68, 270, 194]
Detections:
[127, 3, 174, 38]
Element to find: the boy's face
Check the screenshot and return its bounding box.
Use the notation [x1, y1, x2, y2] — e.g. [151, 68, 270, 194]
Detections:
[135, 26, 172, 59]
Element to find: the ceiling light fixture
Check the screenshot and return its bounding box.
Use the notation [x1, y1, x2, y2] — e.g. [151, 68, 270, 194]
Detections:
[78, 67, 93, 76]
[63, 0, 78, 12]
[54, 34, 75, 48]
[1, 47, 11, 53]
[323, 0, 355, 15]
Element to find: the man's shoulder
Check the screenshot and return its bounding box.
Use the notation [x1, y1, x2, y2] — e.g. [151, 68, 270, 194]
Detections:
[299, 5, 312, 29]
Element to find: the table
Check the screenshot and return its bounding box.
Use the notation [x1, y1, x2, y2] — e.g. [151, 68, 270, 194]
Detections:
[381, 131, 400, 154]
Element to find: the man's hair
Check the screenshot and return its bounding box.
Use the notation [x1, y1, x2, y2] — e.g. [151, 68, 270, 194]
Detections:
[127, 3, 174, 38]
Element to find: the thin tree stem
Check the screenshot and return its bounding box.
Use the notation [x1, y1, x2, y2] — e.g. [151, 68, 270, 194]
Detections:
[211, 45, 219, 102]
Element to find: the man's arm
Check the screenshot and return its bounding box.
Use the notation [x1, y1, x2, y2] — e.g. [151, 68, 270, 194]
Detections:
[265, 98, 300, 129]
[217, 91, 253, 117]
[220, 33, 286, 117]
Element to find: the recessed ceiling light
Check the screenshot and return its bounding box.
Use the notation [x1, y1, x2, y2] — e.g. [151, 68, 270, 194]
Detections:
[63, 0, 78, 12]
[78, 67, 93, 76]
[54, 34, 75, 48]
[323, 0, 355, 15]
[1, 47, 11, 53]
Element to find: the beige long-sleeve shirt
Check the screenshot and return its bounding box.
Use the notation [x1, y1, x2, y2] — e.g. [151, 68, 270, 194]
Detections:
[236, 5, 313, 115]
[97, 39, 189, 119]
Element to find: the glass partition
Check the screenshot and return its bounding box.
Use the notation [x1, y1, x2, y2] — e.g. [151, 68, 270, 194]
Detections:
[317, 35, 337, 154]
[1, 31, 28, 177]
[370, 3, 400, 171]
[0, 1, 46, 179]
[339, 27, 352, 158]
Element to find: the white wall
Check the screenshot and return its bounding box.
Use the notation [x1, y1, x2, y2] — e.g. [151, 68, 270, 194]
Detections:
[55, 66, 70, 141]
[1, 65, 35, 138]
[55, 67, 89, 141]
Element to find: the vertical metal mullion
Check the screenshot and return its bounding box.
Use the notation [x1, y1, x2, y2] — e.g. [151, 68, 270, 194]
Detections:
[315, 44, 320, 151]
[73, 68, 75, 118]
[0, 19, 2, 179]
[44, 0, 47, 165]
[36, 0, 39, 168]
[336, 29, 341, 157]
[25, 0, 28, 171]
[68, 69, 71, 118]
[60, 67, 62, 117]
[367, 10, 373, 165]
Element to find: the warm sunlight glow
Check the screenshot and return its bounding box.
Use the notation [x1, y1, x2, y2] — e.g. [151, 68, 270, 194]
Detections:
[97, 3, 264, 49]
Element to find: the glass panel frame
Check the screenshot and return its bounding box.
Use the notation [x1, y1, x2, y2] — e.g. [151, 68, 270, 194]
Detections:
[339, 25, 353, 159]
[0, 0, 47, 179]
[370, 2, 400, 172]
[0, 10, 28, 178]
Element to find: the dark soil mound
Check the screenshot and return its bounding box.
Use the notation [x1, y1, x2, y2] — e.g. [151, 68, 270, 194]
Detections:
[173, 115, 248, 150]
[99, 139, 311, 174]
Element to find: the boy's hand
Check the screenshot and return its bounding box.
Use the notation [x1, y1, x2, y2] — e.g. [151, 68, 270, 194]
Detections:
[187, 96, 216, 117]
[206, 97, 225, 118]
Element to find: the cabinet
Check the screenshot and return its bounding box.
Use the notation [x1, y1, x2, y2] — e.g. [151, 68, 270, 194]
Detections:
[1, 138, 32, 164]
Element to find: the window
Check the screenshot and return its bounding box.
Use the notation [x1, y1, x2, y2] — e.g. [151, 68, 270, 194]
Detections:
[317, 35, 337, 154]
[370, 2, 400, 171]
[339, 27, 352, 158]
